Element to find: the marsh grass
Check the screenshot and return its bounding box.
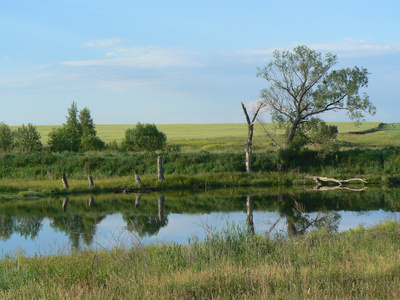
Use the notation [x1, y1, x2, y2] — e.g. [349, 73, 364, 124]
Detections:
[0, 221, 399, 299]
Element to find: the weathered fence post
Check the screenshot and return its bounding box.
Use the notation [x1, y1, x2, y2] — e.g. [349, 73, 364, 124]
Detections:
[134, 169, 142, 184]
[62, 172, 69, 189]
[158, 194, 165, 221]
[157, 156, 165, 182]
[88, 176, 94, 188]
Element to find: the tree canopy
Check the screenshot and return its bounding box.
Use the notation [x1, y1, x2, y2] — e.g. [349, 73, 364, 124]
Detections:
[257, 45, 376, 151]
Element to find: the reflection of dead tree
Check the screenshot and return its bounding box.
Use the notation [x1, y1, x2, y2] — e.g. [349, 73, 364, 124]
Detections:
[246, 195, 255, 235]
[158, 194, 165, 222]
[266, 216, 283, 236]
[267, 195, 341, 237]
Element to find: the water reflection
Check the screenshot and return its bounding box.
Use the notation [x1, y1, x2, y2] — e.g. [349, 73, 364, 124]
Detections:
[0, 187, 399, 255]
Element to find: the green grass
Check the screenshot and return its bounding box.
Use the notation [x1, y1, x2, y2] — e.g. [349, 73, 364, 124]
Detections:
[0, 221, 399, 299]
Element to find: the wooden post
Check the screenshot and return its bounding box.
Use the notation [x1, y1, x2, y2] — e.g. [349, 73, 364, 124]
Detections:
[134, 169, 142, 184]
[157, 156, 165, 182]
[62, 172, 69, 189]
[88, 176, 94, 188]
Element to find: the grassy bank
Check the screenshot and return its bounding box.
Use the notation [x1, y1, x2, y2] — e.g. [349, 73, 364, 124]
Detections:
[0, 221, 399, 299]
[1, 147, 400, 199]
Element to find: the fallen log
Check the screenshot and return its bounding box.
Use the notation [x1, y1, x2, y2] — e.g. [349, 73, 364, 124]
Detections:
[313, 176, 368, 187]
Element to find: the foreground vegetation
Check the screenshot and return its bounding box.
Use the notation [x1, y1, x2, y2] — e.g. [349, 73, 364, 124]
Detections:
[0, 221, 399, 299]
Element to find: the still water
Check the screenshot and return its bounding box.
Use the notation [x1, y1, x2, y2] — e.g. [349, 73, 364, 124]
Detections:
[1, 187, 399, 257]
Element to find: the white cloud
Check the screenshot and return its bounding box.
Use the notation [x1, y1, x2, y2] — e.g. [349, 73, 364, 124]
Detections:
[60, 45, 204, 69]
[83, 38, 124, 48]
[310, 38, 400, 56]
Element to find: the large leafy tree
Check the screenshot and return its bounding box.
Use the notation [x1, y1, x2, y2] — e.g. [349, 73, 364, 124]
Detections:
[257, 45, 376, 151]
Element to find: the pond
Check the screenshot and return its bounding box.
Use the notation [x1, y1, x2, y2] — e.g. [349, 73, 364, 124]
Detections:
[1, 186, 399, 257]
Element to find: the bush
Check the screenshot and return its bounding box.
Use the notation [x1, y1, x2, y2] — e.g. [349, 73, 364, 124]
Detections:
[0, 122, 14, 152]
[122, 123, 167, 152]
[81, 136, 106, 151]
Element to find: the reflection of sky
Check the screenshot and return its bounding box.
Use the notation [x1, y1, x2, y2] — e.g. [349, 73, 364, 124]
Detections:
[1, 210, 400, 258]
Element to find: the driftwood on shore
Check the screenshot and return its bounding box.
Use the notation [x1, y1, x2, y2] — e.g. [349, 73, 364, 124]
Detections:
[313, 176, 368, 189]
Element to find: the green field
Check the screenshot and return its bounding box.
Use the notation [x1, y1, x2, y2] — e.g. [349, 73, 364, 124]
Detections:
[11, 122, 380, 143]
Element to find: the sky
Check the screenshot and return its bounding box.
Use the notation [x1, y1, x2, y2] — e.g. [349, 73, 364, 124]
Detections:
[1, 0, 399, 126]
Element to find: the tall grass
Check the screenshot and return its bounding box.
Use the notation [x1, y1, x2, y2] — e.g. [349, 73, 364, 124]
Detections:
[0, 221, 399, 299]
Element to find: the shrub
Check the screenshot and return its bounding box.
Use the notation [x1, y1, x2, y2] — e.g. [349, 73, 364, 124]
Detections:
[122, 123, 167, 152]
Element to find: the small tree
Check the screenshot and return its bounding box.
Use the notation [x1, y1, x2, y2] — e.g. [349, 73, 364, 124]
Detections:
[122, 123, 167, 152]
[79, 107, 96, 137]
[0, 122, 14, 152]
[14, 123, 43, 152]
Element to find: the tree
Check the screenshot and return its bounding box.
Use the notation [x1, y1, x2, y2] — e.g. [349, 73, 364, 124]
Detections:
[241, 101, 266, 174]
[48, 102, 105, 152]
[0, 122, 14, 152]
[257, 45, 376, 152]
[79, 107, 96, 137]
[79, 107, 105, 151]
[122, 123, 167, 152]
[14, 123, 43, 152]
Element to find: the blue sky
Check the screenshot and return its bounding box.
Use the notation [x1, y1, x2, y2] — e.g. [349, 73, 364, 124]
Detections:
[1, 0, 399, 125]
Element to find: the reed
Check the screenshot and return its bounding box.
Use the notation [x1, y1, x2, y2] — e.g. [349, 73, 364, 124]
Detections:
[0, 221, 399, 299]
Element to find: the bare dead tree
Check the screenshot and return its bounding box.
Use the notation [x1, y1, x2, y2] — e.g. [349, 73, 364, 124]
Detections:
[241, 101, 266, 174]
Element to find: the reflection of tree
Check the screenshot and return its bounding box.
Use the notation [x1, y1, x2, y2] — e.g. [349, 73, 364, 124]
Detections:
[0, 215, 43, 240]
[50, 197, 106, 249]
[16, 216, 43, 239]
[271, 194, 341, 237]
[123, 194, 168, 238]
[50, 214, 106, 249]
[0, 216, 16, 240]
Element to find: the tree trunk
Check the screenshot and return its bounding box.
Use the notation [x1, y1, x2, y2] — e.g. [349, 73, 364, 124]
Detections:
[157, 156, 165, 182]
[286, 118, 300, 149]
[62, 172, 69, 189]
